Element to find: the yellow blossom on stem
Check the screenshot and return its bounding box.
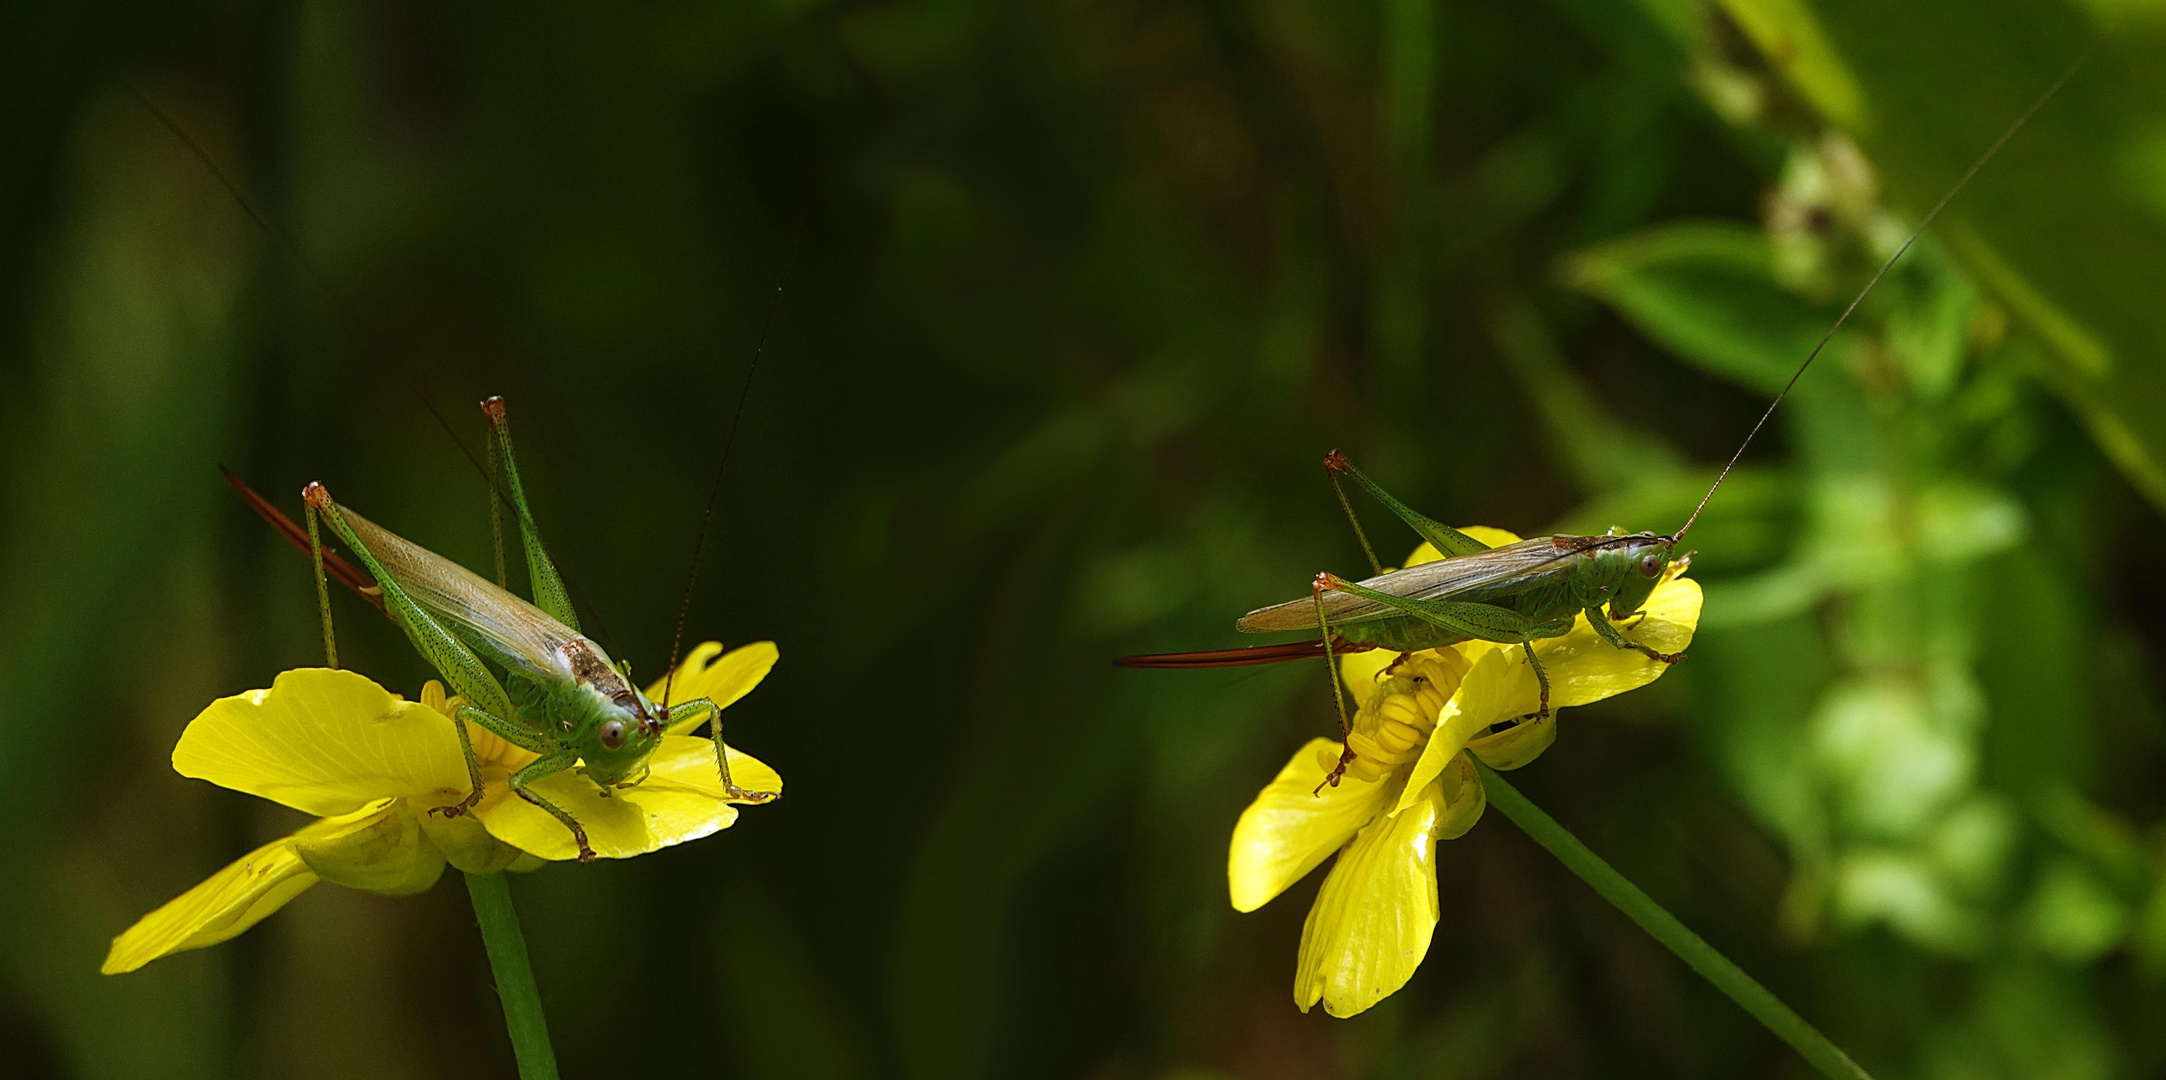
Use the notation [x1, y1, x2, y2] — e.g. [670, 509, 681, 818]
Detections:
[1226, 528, 1702, 1017]
[104, 641, 780, 974]
[474, 640, 783, 862]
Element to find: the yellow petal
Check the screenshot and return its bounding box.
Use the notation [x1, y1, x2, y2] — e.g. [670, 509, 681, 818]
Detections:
[644, 735, 782, 802]
[419, 807, 531, 875]
[1527, 575, 1702, 709]
[1340, 648, 1399, 711]
[103, 829, 321, 974]
[1389, 576, 1700, 811]
[647, 640, 722, 702]
[648, 641, 779, 733]
[473, 736, 780, 861]
[1433, 752, 1488, 840]
[1294, 776, 1445, 1017]
[1339, 531, 1513, 706]
[1456, 525, 1525, 551]
[1396, 647, 1531, 815]
[1467, 709, 1557, 771]
[1229, 738, 1395, 913]
[294, 799, 446, 895]
[173, 668, 470, 817]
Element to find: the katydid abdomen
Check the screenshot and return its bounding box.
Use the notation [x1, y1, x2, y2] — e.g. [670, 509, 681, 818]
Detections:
[1128, 531, 1677, 665]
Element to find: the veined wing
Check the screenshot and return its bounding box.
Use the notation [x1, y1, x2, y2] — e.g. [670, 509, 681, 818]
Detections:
[1236, 536, 1601, 632]
[338, 503, 581, 681]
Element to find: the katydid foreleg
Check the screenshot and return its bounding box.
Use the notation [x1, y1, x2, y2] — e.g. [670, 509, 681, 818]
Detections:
[1584, 606, 1683, 665]
[303, 482, 525, 819]
[657, 697, 780, 803]
[509, 749, 594, 861]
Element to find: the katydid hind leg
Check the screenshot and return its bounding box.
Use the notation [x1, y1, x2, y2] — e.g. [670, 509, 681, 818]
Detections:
[303, 483, 520, 722]
[1317, 573, 1550, 645]
[222, 467, 387, 615]
[1323, 451, 1489, 558]
[1325, 457, 1385, 577]
[485, 410, 510, 590]
[304, 500, 339, 669]
[1319, 571, 1573, 726]
[1310, 575, 1358, 794]
[479, 397, 580, 631]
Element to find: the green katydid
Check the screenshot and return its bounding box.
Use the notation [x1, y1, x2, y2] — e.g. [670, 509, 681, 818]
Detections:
[123, 85, 785, 864]
[225, 396, 776, 863]
[1120, 59, 2084, 788]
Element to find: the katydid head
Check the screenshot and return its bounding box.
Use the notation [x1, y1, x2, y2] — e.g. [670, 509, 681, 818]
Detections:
[1602, 533, 1676, 619]
[579, 690, 666, 787]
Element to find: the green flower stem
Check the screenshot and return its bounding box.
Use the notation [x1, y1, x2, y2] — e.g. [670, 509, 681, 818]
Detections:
[1475, 762, 1871, 1080]
[463, 872, 562, 1080]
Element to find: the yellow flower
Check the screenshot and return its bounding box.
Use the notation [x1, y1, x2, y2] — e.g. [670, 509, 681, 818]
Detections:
[478, 639, 784, 862]
[1226, 528, 1702, 1017]
[103, 641, 780, 974]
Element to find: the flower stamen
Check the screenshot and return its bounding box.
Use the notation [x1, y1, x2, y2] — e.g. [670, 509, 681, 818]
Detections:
[1312, 654, 1459, 793]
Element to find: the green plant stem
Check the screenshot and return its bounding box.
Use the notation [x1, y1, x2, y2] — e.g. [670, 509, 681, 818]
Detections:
[464, 872, 561, 1080]
[1475, 761, 1871, 1080]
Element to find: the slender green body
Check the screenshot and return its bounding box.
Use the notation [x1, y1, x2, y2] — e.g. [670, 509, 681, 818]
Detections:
[1236, 531, 1676, 654]
[1119, 456, 1684, 740]
[328, 499, 664, 785]
[285, 397, 770, 861]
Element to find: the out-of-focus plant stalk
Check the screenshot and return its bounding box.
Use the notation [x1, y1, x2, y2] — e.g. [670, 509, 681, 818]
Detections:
[1477, 762, 1872, 1080]
[464, 872, 561, 1080]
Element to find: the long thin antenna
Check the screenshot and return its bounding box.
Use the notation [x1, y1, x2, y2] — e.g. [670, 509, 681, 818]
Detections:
[658, 214, 802, 711]
[1671, 52, 2087, 542]
[127, 83, 625, 655]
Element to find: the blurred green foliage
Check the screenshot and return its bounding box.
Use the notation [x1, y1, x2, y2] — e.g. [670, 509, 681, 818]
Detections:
[3, 0, 2165, 1078]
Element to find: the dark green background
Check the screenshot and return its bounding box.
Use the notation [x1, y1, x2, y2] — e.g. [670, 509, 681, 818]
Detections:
[4, 1, 2166, 1077]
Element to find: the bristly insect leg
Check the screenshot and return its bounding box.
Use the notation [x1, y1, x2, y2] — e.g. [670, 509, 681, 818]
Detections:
[1520, 642, 1551, 723]
[662, 696, 781, 804]
[1325, 453, 1384, 577]
[510, 750, 596, 863]
[1585, 606, 1684, 665]
[484, 402, 511, 590]
[304, 499, 339, 669]
[1323, 451, 1490, 559]
[1311, 574, 1358, 795]
[481, 397, 580, 630]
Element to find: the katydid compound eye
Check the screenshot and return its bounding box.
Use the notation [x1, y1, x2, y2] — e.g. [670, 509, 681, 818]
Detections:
[600, 719, 627, 751]
[1638, 553, 1665, 577]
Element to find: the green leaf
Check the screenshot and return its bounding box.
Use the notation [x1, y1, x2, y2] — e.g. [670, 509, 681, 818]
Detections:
[1564, 221, 1849, 394]
[1721, 0, 2166, 510]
